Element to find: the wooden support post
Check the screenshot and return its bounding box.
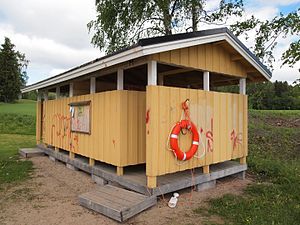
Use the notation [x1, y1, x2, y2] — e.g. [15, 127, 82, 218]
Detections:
[37, 90, 42, 101]
[203, 165, 210, 174]
[117, 167, 124, 176]
[147, 176, 157, 188]
[117, 68, 124, 90]
[240, 156, 247, 164]
[239, 78, 246, 95]
[36, 90, 42, 145]
[203, 71, 210, 91]
[55, 86, 60, 99]
[69, 82, 74, 97]
[147, 61, 157, 85]
[69, 152, 75, 159]
[89, 158, 95, 166]
[43, 90, 48, 101]
[54, 147, 59, 152]
[90, 77, 96, 94]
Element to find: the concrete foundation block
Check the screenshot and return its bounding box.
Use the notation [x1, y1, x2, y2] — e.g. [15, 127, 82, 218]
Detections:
[232, 171, 246, 180]
[49, 155, 56, 162]
[92, 174, 108, 186]
[66, 163, 78, 171]
[196, 180, 216, 192]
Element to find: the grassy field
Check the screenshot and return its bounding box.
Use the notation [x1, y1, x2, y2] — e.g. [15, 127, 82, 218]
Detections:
[0, 99, 36, 135]
[195, 110, 300, 225]
[0, 100, 36, 190]
[0, 99, 36, 116]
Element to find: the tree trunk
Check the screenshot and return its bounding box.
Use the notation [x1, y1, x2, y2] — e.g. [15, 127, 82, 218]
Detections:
[192, 4, 197, 31]
[162, 10, 172, 35]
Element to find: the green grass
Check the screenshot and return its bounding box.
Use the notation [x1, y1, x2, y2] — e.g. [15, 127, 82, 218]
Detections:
[0, 134, 35, 185]
[0, 100, 36, 189]
[0, 113, 36, 135]
[194, 110, 300, 225]
[0, 99, 36, 135]
[0, 99, 36, 116]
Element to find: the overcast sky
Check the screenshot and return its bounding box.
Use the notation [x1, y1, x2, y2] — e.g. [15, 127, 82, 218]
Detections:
[0, 0, 299, 85]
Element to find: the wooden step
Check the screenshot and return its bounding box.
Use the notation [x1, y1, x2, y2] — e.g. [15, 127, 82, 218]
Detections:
[19, 148, 45, 158]
[78, 185, 157, 222]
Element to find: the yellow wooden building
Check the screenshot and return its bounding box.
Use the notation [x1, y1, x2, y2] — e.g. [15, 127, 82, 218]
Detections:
[22, 28, 271, 188]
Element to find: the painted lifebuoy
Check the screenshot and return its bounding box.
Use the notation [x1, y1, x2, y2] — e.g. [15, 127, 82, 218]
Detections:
[170, 119, 199, 161]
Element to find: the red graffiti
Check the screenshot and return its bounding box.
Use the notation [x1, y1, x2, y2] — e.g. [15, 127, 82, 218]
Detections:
[199, 117, 214, 152]
[231, 129, 242, 150]
[72, 134, 79, 153]
[206, 118, 214, 152]
[50, 112, 79, 152]
[206, 131, 213, 152]
[146, 109, 150, 124]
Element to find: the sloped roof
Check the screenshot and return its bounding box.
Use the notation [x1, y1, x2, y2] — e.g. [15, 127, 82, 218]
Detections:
[22, 27, 271, 93]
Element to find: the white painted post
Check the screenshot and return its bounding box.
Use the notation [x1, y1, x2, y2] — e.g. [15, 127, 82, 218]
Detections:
[43, 90, 48, 101]
[117, 68, 124, 90]
[37, 90, 42, 102]
[56, 86, 60, 99]
[158, 74, 164, 86]
[239, 78, 246, 95]
[203, 71, 210, 91]
[90, 77, 96, 94]
[148, 61, 157, 85]
[69, 82, 74, 97]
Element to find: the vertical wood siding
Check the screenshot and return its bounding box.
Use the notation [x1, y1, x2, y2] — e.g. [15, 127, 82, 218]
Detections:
[42, 90, 146, 167]
[149, 43, 247, 77]
[146, 86, 248, 177]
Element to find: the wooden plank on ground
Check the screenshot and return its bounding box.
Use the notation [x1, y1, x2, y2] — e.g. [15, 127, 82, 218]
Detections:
[19, 148, 45, 158]
[78, 185, 157, 222]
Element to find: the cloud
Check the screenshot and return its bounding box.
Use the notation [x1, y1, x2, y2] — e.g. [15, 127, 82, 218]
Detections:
[0, 0, 101, 84]
[0, 0, 97, 49]
[272, 62, 300, 83]
[254, 0, 300, 6]
[49, 69, 66, 77]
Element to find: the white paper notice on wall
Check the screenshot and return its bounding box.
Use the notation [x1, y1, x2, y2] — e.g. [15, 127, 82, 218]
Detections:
[69, 101, 91, 134]
[70, 106, 75, 118]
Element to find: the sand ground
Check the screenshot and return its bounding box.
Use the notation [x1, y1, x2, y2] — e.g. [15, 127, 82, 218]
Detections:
[0, 156, 251, 225]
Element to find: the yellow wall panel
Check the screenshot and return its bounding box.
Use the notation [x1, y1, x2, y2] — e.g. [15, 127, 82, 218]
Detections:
[189, 47, 198, 68]
[197, 45, 206, 69]
[41, 90, 146, 167]
[151, 43, 247, 78]
[170, 49, 180, 65]
[146, 86, 248, 177]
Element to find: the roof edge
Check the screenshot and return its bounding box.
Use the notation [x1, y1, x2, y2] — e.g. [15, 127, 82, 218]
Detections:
[22, 28, 271, 93]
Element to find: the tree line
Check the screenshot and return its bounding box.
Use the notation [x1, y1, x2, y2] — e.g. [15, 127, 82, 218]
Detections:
[248, 80, 300, 110]
[215, 79, 300, 110]
[0, 37, 28, 102]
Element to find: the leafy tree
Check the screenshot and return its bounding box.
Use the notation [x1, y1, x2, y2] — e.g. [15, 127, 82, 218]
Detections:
[22, 90, 37, 101]
[231, 8, 300, 70]
[88, 1, 300, 71]
[88, 0, 244, 53]
[291, 78, 300, 108]
[0, 37, 28, 103]
[215, 79, 300, 110]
